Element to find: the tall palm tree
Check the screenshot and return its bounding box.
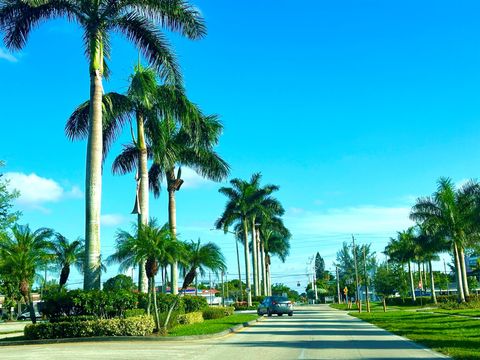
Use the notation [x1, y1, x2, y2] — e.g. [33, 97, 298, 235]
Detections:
[215, 175, 262, 306]
[107, 219, 184, 331]
[50, 233, 84, 287]
[0, 225, 53, 323]
[385, 228, 418, 303]
[259, 218, 291, 296]
[0, 0, 206, 290]
[415, 225, 447, 304]
[115, 114, 229, 294]
[67, 65, 205, 292]
[411, 178, 480, 302]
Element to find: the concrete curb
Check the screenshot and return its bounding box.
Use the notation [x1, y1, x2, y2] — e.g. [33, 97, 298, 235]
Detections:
[0, 317, 263, 347]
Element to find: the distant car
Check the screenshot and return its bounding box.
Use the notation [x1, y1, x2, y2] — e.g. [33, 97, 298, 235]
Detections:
[17, 311, 42, 321]
[257, 296, 293, 316]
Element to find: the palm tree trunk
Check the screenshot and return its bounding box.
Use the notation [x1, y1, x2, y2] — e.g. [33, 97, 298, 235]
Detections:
[243, 219, 252, 306]
[459, 247, 470, 299]
[265, 253, 271, 296]
[454, 243, 466, 302]
[423, 262, 428, 290]
[251, 219, 258, 297]
[408, 261, 416, 302]
[429, 259, 437, 304]
[84, 38, 104, 290]
[27, 289, 36, 324]
[167, 171, 179, 296]
[151, 276, 160, 331]
[137, 113, 149, 294]
[260, 239, 267, 296]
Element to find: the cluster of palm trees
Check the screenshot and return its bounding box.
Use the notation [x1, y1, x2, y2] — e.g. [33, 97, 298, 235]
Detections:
[215, 173, 291, 306]
[107, 219, 225, 330]
[0, 0, 219, 291]
[385, 177, 480, 303]
[0, 225, 84, 322]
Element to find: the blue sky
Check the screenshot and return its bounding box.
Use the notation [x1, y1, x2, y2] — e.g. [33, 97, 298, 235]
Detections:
[1, 0, 480, 290]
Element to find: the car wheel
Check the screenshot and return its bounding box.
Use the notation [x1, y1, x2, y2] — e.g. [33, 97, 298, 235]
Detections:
[288, 312, 293, 316]
[267, 310, 272, 317]
[278, 313, 283, 316]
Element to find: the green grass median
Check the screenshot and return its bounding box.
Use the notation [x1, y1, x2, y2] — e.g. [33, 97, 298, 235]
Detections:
[351, 310, 480, 359]
[168, 314, 259, 337]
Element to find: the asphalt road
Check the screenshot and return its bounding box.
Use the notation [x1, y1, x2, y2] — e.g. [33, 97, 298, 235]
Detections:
[1, 305, 448, 360]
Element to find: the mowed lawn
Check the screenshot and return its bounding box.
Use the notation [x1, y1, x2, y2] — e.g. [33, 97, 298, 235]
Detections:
[168, 314, 259, 337]
[351, 311, 480, 360]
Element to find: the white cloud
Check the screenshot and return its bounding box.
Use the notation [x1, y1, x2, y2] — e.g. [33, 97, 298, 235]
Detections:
[5, 172, 82, 207]
[0, 48, 18, 63]
[286, 205, 413, 235]
[101, 214, 127, 227]
[174, 167, 216, 189]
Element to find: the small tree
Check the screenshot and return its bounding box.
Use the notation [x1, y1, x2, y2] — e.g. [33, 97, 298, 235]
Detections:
[315, 252, 325, 280]
[373, 263, 397, 312]
[103, 274, 135, 292]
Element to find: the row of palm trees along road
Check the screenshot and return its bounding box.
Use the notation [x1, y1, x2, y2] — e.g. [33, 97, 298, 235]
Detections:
[0, 0, 291, 312]
[386, 177, 480, 304]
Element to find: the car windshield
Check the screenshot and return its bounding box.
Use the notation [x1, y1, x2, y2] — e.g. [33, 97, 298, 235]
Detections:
[272, 296, 288, 302]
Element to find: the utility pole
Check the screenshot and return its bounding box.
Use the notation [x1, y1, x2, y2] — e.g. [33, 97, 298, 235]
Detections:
[336, 266, 341, 304]
[444, 259, 450, 296]
[312, 256, 318, 303]
[363, 245, 370, 313]
[226, 273, 229, 299]
[352, 235, 361, 313]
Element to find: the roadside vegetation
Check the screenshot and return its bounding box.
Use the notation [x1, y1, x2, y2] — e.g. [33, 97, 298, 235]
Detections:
[351, 311, 480, 360]
[168, 314, 258, 337]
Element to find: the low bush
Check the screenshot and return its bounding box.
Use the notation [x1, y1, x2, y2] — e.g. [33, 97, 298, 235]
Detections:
[233, 302, 258, 311]
[158, 310, 182, 330]
[177, 311, 204, 325]
[156, 294, 185, 314]
[42, 289, 138, 319]
[202, 306, 235, 320]
[183, 296, 208, 313]
[124, 309, 145, 318]
[24, 316, 154, 340]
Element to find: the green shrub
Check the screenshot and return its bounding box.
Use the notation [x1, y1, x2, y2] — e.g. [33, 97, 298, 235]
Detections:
[124, 309, 146, 318]
[158, 310, 181, 330]
[156, 293, 185, 314]
[202, 306, 234, 320]
[177, 311, 204, 325]
[24, 316, 154, 340]
[183, 296, 208, 313]
[233, 302, 257, 311]
[42, 289, 139, 319]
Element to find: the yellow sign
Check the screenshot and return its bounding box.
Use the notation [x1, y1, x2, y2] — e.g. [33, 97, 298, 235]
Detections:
[343, 287, 348, 295]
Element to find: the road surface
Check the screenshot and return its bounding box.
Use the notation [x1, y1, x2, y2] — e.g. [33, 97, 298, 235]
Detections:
[1, 305, 448, 359]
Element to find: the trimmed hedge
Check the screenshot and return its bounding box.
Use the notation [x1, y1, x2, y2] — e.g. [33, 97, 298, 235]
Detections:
[49, 315, 97, 323]
[42, 289, 138, 319]
[177, 311, 204, 325]
[202, 306, 235, 320]
[183, 296, 208, 313]
[24, 316, 154, 340]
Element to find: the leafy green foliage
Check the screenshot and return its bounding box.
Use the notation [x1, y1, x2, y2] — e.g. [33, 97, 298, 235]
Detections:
[0, 161, 20, 233]
[315, 252, 325, 280]
[24, 316, 154, 340]
[103, 274, 135, 292]
[271, 284, 301, 302]
[124, 309, 146, 318]
[42, 289, 138, 319]
[202, 306, 234, 320]
[177, 311, 203, 325]
[373, 263, 397, 300]
[183, 296, 208, 313]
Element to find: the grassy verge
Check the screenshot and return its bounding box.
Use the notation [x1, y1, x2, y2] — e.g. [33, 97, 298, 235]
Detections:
[432, 309, 480, 317]
[329, 302, 429, 312]
[168, 314, 259, 337]
[352, 311, 480, 359]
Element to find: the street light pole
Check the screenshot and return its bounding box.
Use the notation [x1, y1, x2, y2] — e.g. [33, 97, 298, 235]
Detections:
[352, 234, 361, 313]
